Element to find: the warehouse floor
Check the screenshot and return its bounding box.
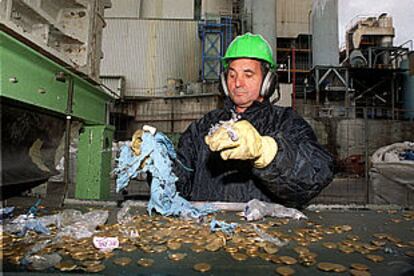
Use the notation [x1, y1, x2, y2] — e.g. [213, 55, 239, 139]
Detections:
[2, 196, 414, 275]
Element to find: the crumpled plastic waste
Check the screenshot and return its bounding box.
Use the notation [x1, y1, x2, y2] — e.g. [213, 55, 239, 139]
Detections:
[253, 224, 288, 247]
[19, 218, 51, 237]
[243, 199, 307, 221]
[210, 219, 238, 235]
[114, 129, 217, 219]
[0, 206, 15, 220]
[23, 253, 62, 271]
[27, 199, 42, 216]
[3, 209, 108, 240]
[55, 209, 109, 240]
[4, 214, 51, 236]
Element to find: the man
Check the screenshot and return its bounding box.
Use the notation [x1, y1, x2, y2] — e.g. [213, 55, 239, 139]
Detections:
[174, 33, 334, 208]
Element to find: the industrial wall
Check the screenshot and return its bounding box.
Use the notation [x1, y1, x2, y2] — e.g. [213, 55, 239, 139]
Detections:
[201, 0, 232, 19]
[105, 0, 194, 19]
[277, 0, 312, 38]
[112, 95, 221, 136]
[101, 18, 201, 97]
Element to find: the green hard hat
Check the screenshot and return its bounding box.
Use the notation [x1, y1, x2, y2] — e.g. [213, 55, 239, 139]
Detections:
[222, 32, 276, 70]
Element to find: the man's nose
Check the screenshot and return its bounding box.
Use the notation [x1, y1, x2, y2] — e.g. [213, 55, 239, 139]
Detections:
[235, 75, 244, 87]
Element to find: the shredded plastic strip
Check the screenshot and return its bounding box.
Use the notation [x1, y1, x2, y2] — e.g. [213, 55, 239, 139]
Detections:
[114, 131, 217, 219]
[210, 218, 238, 235]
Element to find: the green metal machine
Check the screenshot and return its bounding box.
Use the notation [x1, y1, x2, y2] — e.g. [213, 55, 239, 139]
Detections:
[1, 26, 114, 200]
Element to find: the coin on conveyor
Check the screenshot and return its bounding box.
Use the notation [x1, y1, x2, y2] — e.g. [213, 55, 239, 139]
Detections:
[279, 256, 298, 265]
[232, 252, 248, 261]
[153, 245, 168, 253]
[193, 263, 211, 272]
[317, 262, 339, 272]
[365, 254, 384, 263]
[322, 242, 337, 249]
[167, 241, 182, 250]
[205, 241, 221, 252]
[275, 266, 295, 276]
[225, 246, 238, 253]
[55, 262, 78, 272]
[294, 246, 309, 255]
[113, 257, 132, 266]
[82, 260, 101, 266]
[350, 263, 369, 271]
[122, 244, 137, 252]
[168, 253, 187, 261]
[332, 264, 347, 273]
[405, 251, 414, 257]
[264, 244, 279, 254]
[191, 245, 205, 253]
[350, 269, 371, 276]
[137, 258, 154, 267]
[85, 263, 106, 273]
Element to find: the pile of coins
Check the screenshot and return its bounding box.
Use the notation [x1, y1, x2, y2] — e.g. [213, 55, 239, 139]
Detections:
[1, 209, 413, 274]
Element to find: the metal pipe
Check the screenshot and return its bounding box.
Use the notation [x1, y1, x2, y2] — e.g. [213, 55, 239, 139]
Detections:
[287, 55, 291, 83]
[62, 76, 74, 207]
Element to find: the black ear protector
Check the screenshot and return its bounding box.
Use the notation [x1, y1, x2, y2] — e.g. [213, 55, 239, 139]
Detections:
[219, 69, 280, 101]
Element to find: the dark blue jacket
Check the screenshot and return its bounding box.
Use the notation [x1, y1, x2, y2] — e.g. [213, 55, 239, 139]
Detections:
[174, 98, 334, 208]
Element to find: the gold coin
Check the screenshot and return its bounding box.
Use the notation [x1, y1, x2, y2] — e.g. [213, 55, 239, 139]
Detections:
[225, 246, 238, 253]
[275, 266, 295, 276]
[279, 256, 297, 265]
[167, 241, 182, 250]
[405, 251, 414, 257]
[371, 240, 386, 247]
[350, 269, 371, 276]
[317, 262, 337, 272]
[333, 264, 347, 272]
[193, 263, 211, 272]
[270, 255, 281, 264]
[168, 253, 187, 261]
[122, 244, 137, 252]
[350, 263, 369, 271]
[113, 257, 132, 266]
[153, 245, 168, 253]
[85, 264, 105, 273]
[81, 261, 101, 267]
[322, 242, 337, 249]
[365, 254, 384, 263]
[259, 253, 272, 261]
[293, 246, 309, 255]
[55, 262, 77, 272]
[191, 245, 205, 253]
[339, 245, 354, 254]
[205, 242, 221, 252]
[137, 258, 154, 267]
[232, 253, 248, 261]
[264, 244, 279, 254]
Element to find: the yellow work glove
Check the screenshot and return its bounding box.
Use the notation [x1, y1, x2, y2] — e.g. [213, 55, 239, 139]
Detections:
[205, 120, 278, 168]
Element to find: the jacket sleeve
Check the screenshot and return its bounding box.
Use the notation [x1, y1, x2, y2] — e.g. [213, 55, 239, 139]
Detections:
[252, 108, 334, 207]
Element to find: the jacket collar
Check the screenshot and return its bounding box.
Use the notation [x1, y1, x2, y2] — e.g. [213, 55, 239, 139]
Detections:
[224, 97, 271, 116]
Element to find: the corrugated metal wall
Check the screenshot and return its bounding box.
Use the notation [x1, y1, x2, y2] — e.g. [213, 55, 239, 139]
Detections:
[101, 19, 201, 97]
[277, 0, 312, 38]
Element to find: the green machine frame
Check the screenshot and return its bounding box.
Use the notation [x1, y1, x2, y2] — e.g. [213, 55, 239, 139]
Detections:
[1, 28, 114, 200]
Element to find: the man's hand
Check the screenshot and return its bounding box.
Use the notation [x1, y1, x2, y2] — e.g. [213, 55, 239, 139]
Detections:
[205, 120, 278, 168]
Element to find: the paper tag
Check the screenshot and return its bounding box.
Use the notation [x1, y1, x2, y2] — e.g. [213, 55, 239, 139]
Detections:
[93, 236, 119, 252]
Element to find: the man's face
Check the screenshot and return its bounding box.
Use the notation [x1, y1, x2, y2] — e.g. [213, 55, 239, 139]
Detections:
[226, 58, 264, 113]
